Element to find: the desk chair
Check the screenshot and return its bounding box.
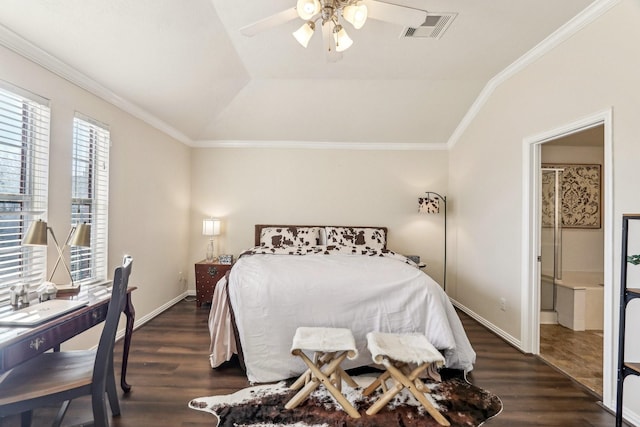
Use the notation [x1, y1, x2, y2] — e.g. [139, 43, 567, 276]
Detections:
[0, 256, 133, 427]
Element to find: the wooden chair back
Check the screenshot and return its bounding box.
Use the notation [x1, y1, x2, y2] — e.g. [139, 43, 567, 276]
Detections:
[92, 255, 133, 393]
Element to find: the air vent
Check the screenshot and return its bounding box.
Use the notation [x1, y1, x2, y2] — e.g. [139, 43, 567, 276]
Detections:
[401, 12, 457, 39]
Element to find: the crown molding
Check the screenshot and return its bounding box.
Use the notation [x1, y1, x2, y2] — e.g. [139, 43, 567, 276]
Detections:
[0, 23, 193, 146]
[192, 140, 448, 150]
[446, 0, 621, 149]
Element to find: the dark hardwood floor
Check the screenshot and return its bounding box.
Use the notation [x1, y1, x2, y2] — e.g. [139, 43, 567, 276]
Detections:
[0, 300, 620, 426]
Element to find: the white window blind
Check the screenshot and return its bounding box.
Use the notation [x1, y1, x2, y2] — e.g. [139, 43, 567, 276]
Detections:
[71, 114, 109, 284]
[0, 82, 50, 299]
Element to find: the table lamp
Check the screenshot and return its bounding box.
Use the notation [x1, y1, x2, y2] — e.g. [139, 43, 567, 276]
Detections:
[22, 220, 91, 291]
[202, 218, 221, 262]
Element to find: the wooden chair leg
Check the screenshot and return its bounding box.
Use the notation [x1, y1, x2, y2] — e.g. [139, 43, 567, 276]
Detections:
[91, 384, 110, 427]
[52, 400, 70, 427]
[20, 410, 32, 427]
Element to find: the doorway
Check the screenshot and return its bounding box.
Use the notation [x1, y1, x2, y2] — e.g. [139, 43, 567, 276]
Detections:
[523, 109, 614, 408]
[537, 126, 605, 395]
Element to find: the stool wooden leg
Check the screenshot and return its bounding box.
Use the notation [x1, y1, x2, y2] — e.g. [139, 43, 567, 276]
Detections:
[384, 360, 450, 427]
[397, 363, 429, 393]
[290, 352, 335, 391]
[338, 366, 358, 388]
[365, 381, 403, 415]
[285, 377, 322, 410]
[363, 370, 391, 396]
[286, 350, 361, 418]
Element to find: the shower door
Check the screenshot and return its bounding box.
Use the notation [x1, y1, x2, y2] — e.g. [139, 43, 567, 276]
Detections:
[541, 168, 563, 311]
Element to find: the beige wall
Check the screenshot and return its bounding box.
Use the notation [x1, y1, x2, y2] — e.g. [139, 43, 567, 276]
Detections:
[449, 0, 640, 417]
[0, 45, 192, 348]
[189, 147, 449, 286]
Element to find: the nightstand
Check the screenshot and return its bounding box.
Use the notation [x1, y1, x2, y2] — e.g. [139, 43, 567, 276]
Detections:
[194, 260, 232, 308]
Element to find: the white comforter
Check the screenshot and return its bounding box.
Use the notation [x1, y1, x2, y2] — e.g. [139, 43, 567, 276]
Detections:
[209, 251, 476, 383]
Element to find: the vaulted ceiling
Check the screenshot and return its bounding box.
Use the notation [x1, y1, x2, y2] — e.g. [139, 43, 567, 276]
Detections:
[0, 0, 596, 146]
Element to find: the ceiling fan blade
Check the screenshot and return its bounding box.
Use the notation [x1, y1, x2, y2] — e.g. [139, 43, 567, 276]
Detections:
[240, 8, 299, 37]
[321, 23, 343, 63]
[363, 0, 427, 27]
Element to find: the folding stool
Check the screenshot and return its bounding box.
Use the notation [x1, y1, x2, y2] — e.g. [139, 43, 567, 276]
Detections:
[285, 327, 360, 418]
[363, 331, 450, 426]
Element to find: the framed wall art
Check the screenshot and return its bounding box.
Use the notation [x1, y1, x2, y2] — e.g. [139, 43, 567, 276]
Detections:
[541, 163, 601, 229]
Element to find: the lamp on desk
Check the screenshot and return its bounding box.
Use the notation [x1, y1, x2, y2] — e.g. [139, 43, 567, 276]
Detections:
[202, 218, 221, 262]
[22, 220, 91, 291]
[419, 192, 447, 292]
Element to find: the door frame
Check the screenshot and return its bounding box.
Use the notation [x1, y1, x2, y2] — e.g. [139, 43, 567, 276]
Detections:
[521, 108, 614, 407]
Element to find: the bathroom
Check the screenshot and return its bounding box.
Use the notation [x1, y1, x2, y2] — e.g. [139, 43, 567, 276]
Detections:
[539, 125, 604, 395]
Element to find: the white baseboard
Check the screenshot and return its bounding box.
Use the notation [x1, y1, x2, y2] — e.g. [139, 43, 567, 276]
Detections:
[449, 297, 522, 350]
[115, 291, 190, 342]
[448, 297, 640, 425]
[617, 407, 640, 427]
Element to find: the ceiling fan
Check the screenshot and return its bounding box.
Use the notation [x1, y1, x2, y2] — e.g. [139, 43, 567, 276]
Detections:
[240, 0, 428, 62]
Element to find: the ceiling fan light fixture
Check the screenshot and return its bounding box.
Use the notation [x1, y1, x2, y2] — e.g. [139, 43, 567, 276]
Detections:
[342, 3, 368, 30]
[333, 24, 353, 52]
[293, 21, 316, 48]
[296, 0, 321, 20]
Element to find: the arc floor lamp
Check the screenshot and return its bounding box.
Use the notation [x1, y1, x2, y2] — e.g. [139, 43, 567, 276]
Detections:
[418, 192, 447, 291]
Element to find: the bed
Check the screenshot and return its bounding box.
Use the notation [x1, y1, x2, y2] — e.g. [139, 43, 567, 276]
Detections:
[208, 224, 476, 384]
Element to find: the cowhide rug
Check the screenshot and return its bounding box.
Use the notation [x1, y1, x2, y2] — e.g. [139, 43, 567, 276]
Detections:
[189, 369, 502, 426]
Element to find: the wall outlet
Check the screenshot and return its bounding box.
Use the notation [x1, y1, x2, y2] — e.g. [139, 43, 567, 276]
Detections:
[178, 271, 186, 290]
[500, 298, 507, 312]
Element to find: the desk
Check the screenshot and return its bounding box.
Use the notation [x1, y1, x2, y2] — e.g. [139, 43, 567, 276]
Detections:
[0, 284, 136, 393]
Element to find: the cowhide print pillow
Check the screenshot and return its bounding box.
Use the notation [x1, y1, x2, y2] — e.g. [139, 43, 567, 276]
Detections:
[259, 227, 321, 247]
[324, 227, 386, 250]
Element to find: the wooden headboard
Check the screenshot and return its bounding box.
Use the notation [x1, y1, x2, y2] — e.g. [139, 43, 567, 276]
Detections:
[254, 224, 388, 247]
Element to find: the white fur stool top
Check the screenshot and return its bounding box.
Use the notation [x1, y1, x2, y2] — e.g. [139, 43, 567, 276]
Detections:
[366, 331, 445, 367]
[291, 327, 358, 360]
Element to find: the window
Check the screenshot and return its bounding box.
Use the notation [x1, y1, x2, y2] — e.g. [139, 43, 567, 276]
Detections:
[70, 114, 109, 284]
[0, 82, 50, 298]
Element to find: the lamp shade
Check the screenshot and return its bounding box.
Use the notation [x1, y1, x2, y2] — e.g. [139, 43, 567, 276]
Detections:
[202, 219, 221, 236]
[69, 223, 91, 247]
[343, 3, 368, 29]
[296, 0, 320, 20]
[418, 196, 440, 214]
[22, 219, 48, 245]
[333, 25, 353, 52]
[293, 21, 315, 48]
